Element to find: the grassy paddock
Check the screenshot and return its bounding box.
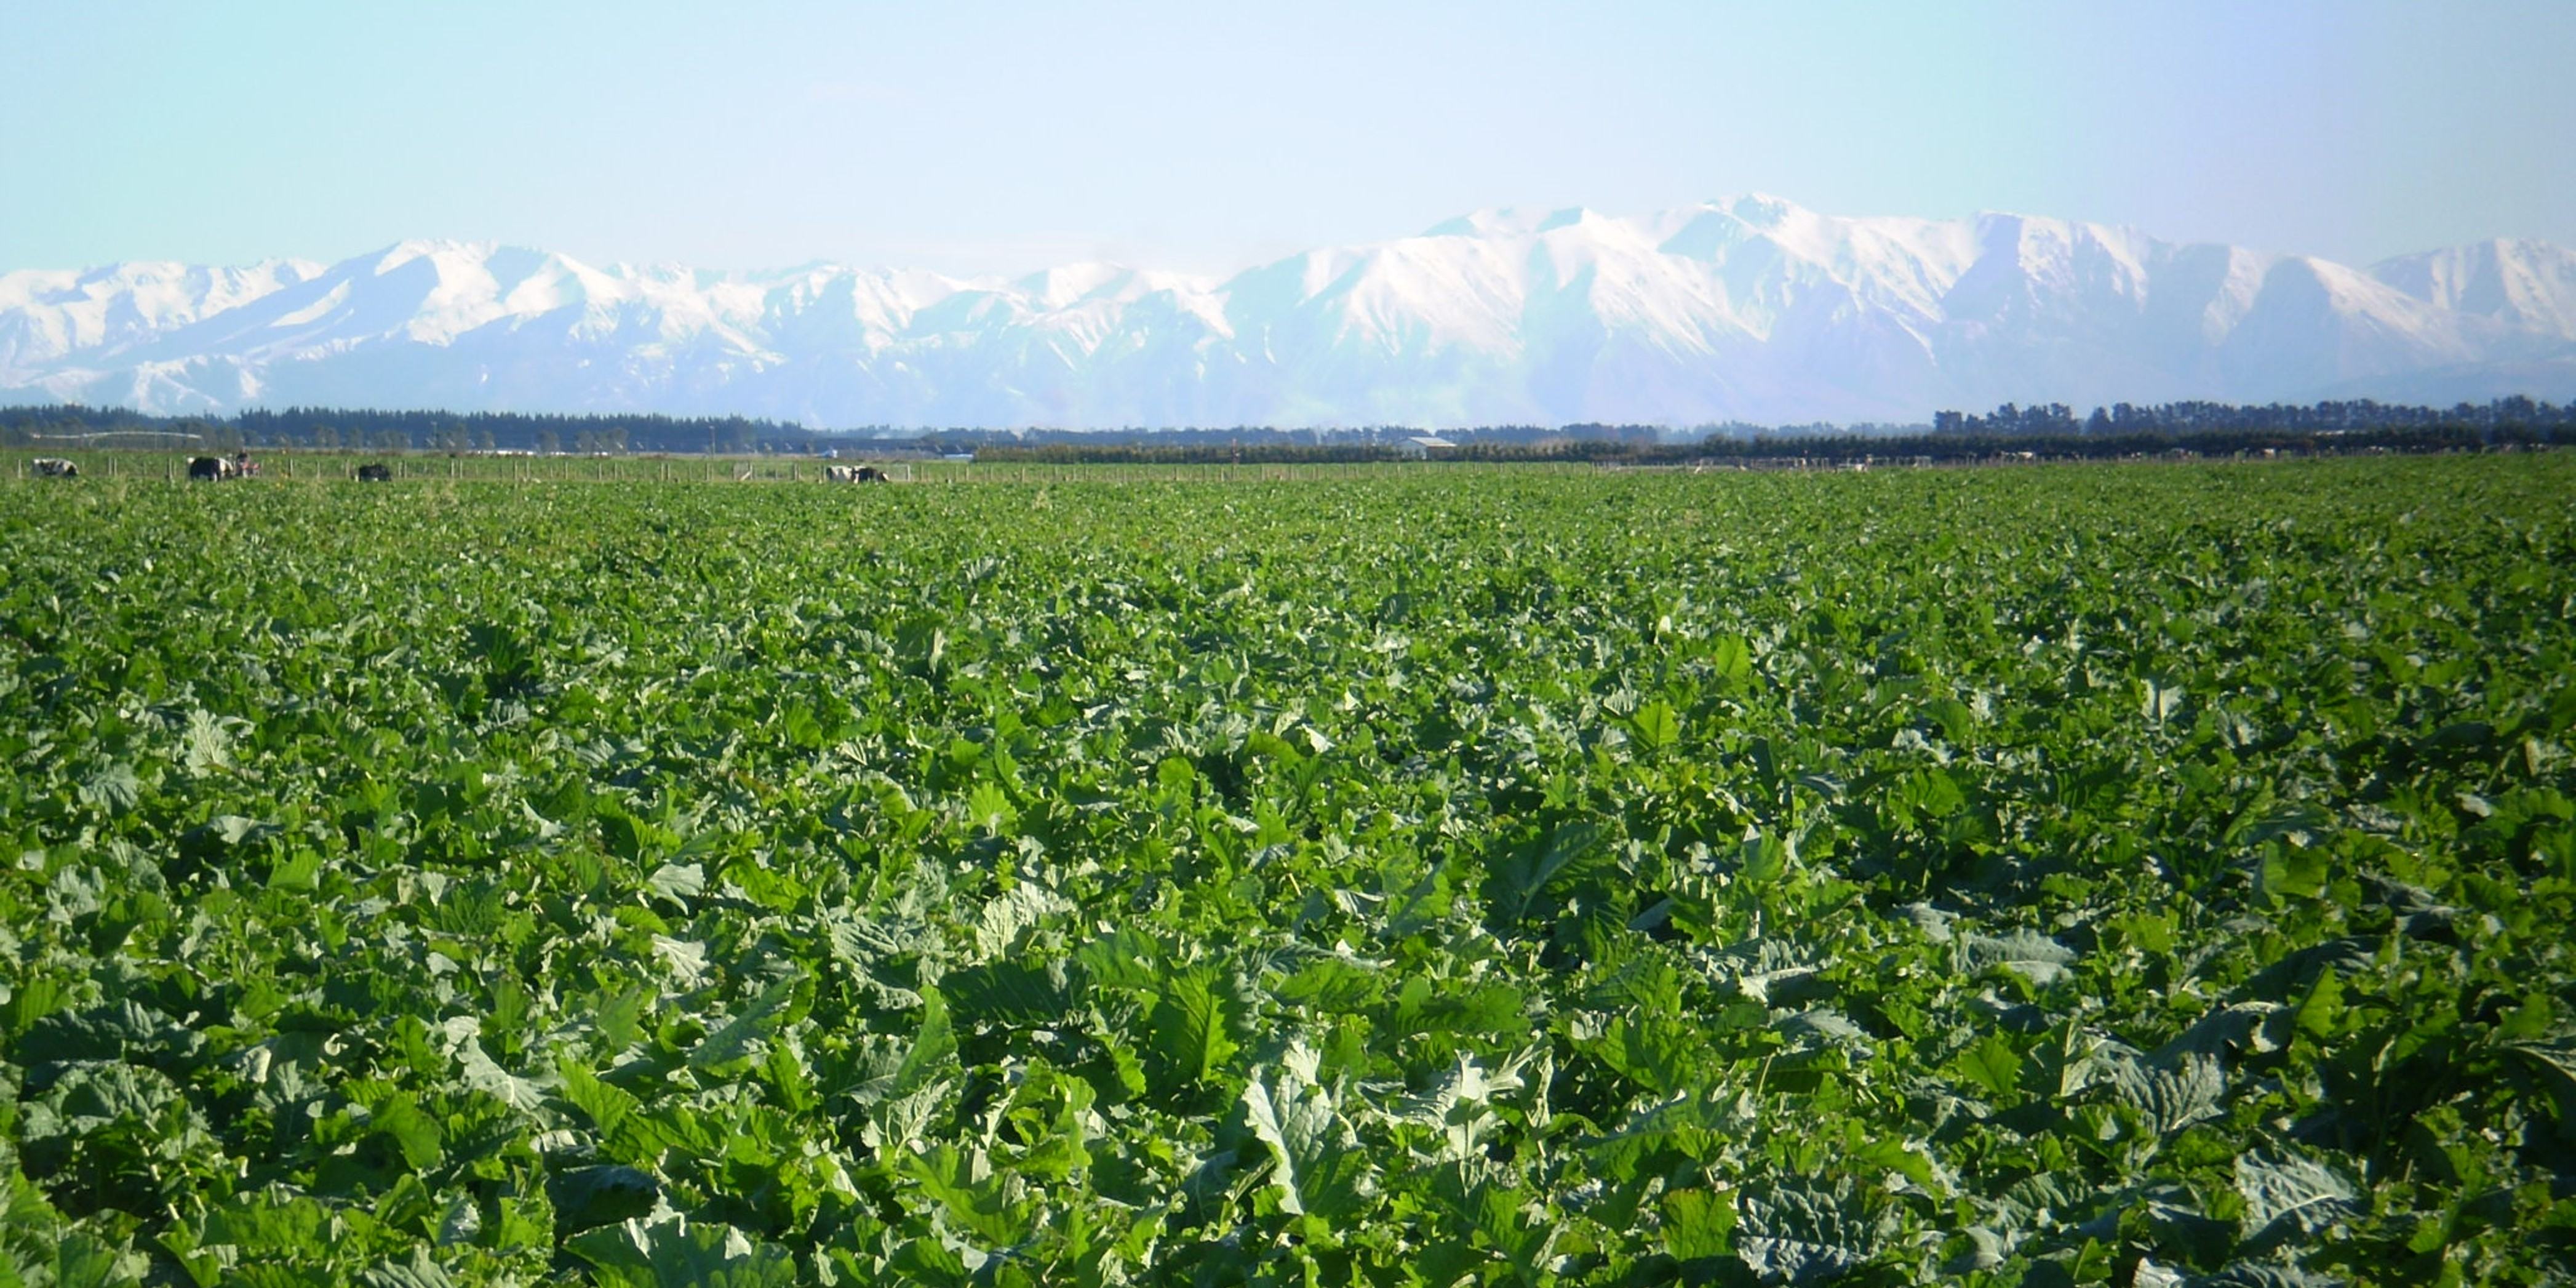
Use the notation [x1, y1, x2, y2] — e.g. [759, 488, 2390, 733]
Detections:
[1, 454, 2572, 1284]
[2, 449, 1619, 487]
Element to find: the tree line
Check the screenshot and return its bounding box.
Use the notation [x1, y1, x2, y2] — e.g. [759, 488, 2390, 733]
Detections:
[1933, 396, 2576, 438]
[959, 401, 2574, 465]
[2, 398, 2568, 462]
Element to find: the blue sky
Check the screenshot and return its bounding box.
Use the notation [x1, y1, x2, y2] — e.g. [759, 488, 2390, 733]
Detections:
[3, 1, 2569, 274]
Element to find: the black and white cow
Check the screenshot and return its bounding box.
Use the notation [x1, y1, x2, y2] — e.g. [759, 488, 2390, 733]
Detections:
[356, 463, 393, 482]
[31, 458, 78, 478]
[189, 454, 261, 481]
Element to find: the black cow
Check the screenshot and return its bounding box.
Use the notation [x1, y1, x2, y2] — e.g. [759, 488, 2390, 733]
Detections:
[32, 458, 78, 478]
[356, 463, 393, 482]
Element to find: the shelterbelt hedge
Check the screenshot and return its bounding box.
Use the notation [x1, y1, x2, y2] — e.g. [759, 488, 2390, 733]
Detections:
[2, 456, 2571, 1286]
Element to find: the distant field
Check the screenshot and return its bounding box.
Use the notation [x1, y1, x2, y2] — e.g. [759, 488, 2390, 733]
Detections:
[6, 450, 1597, 487]
[2, 457, 2571, 1284]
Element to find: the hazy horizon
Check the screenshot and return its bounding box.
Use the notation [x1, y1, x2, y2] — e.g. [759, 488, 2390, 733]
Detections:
[4, 1, 2572, 277]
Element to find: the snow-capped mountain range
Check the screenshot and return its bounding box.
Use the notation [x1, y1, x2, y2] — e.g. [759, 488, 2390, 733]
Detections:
[6, 195, 2574, 426]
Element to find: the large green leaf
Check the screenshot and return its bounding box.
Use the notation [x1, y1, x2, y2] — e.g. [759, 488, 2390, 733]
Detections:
[567, 1216, 799, 1288]
[1731, 1179, 1897, 1284]
[2233, 1146, 2358, 1249]
[1242, 1062, 1377, 1223]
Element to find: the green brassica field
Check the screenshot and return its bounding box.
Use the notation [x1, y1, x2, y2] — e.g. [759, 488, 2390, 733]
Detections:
[2, 456, 2571, 1286]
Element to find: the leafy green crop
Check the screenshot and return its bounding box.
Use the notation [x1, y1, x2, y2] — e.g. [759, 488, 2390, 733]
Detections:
[1, 455, 2571, 1284]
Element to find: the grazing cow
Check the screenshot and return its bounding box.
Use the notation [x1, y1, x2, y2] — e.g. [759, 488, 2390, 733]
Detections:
[356, 463, 393, 482]
[191, 454, 262, 481]
[856, 466, 887, 482]
[32, 458, 78, 478]
[824, 465, 856, 482]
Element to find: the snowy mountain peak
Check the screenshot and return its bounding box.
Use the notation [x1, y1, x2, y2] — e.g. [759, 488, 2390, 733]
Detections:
[2372, 238, 2576, 337]
[1722, 192, 1806, 226]
[1422, 207, 1559, 239]
[371, 238, 506, 273]
[4, 201, 2572, 425]
[1534, 206, 1605, 234]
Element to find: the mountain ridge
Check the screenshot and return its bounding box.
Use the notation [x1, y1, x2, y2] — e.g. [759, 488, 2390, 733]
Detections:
[6, 196, 2573, 426]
